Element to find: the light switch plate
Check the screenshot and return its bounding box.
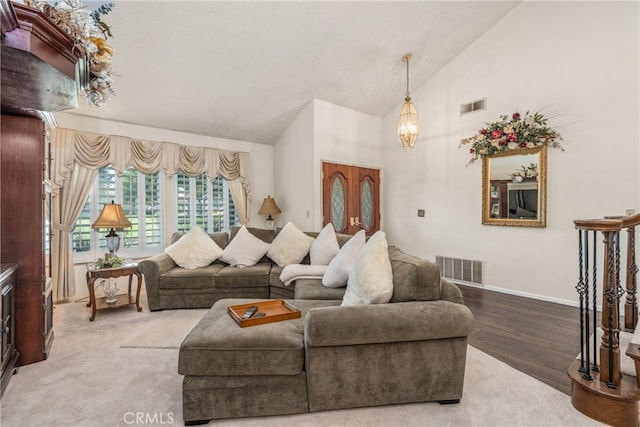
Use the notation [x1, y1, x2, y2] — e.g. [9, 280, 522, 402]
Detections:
[626, 208, 636, 216]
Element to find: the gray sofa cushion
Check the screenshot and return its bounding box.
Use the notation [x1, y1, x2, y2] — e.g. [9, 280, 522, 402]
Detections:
[159, 264, 225, 290]
[304, 300, 474, 347]
[268, 265, 287, 290]
[389, 246, 441, 302]
[215, 264, 271, 289]
[178, 298, 339, 377]
[294, 279, 345, 300]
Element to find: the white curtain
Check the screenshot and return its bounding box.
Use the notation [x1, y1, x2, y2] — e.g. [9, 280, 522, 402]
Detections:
[50, 128, 252, 301]
[51, 164, 97, 301]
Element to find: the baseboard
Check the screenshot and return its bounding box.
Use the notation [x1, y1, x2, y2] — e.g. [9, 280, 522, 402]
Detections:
[454, 280, 580, 308]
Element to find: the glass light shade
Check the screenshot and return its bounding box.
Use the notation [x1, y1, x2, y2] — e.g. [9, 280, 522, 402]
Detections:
[398, 97, 419, 149]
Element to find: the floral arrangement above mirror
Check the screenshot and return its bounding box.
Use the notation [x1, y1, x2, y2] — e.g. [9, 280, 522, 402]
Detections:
[460, 111, 563, 166]
[511, 162, 538, 182]
[25, 0, 116, 107]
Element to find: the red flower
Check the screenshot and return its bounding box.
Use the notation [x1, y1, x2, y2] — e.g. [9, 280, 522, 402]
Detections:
[480, 128, 488, 135]
[491, 129, 503, 139]
[519, 142, 527, 148]
[512, 112, 521, 120]
[499, 141, 508, 146]
[508, 133, 518, 142]
[469, 148, 474, 154]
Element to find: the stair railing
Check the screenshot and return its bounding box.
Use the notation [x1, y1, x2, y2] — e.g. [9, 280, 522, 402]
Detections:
[574, 218, 623, 387]
[605, 213, 640, 332]
[571, 213, 640, 427]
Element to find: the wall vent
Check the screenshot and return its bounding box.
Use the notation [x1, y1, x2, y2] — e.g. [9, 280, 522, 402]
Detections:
[436, 256, 484, 285]
[460, 98, 487, 116]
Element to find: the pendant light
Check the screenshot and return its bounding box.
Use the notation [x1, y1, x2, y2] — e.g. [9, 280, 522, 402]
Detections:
[397, 53, 419, 149]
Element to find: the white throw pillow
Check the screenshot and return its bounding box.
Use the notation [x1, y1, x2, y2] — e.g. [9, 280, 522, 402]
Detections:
[341, 231, 393, 306]
[322, 230, 366, 288]
[267, 222, 315, 267]
[164, 226, 223, 269]
[220, 225, 271, 267]
[310, 223, 340, 265]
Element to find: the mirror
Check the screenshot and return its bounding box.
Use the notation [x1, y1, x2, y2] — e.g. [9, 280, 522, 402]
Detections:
[482, 146, 547, 227]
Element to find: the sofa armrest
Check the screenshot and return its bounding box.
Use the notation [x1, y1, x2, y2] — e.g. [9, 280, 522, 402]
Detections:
[304, 300, 474, 347]
[440, 278, 464, 304]
[138, 253, 177, 311]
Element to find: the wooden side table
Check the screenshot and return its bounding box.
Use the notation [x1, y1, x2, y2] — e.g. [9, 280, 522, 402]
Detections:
[85, 261, 142, 321]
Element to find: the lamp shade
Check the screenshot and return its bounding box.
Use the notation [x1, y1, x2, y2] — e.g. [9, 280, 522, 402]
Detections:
[92, 201, 132, 230]
[258, 196, 281, 219]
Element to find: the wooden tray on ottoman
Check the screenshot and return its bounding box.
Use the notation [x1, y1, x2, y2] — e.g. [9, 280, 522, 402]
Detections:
[228, 299, 301, 327]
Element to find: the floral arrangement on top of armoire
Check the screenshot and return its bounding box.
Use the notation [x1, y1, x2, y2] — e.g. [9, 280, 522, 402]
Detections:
[24, 0, 116, 107]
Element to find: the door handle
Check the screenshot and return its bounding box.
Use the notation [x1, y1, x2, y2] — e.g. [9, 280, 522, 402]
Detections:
[349, 217, 362, 227]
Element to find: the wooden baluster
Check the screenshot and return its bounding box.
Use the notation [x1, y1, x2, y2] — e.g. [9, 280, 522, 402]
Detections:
[625, 225, 638, 331]
[604, 214, 640, 332]
[600, 230, 621, 387]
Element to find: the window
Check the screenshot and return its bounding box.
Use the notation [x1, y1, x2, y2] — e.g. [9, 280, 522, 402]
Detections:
[72, 169, 239, 262]
[72, 166, 163, 261]
[174, 173, 239, 233]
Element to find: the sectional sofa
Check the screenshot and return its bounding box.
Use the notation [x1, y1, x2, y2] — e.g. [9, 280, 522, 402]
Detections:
[138, 226, 353, 310]
[139, 226, 475, 423]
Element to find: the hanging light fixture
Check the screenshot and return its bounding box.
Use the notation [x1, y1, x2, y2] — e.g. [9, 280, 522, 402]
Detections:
[397, 53, 419, 149]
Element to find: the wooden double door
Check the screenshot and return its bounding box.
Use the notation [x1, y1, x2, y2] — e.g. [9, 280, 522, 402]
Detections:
[322, 162, 380, 235]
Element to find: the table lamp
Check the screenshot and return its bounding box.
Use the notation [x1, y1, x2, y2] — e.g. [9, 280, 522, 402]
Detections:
[92, 200, 132, 258]
[258, 196, 281, 228]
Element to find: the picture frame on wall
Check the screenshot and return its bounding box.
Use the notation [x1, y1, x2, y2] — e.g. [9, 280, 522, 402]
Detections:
[490, 186, 498, 198]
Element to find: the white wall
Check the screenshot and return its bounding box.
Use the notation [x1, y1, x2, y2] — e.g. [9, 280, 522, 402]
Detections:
[312, 99, 384, 230]
[56, 112, 275, 300]
[273, 101, 315, 230]
[274, 99, 384, 231]
[382, 1, 639, 303]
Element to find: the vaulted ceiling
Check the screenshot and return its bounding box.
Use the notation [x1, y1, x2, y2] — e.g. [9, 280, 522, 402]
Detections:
[68, 1, 520, 145]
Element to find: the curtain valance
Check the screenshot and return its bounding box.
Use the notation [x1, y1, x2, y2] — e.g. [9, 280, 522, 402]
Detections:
[49, 127, 253, 302]
[50, 128, 252, 200]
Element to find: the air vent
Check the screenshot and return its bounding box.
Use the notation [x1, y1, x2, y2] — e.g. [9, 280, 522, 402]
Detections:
[460, 98, 487, 115]
[436, 255, 484, 285]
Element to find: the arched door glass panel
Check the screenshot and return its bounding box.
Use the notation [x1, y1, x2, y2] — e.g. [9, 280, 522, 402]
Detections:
[361, 180, 373, 230]
[331, 178, 345, 230]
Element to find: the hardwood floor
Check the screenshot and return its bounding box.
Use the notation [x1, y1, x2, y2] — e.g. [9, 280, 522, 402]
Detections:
[459, 284, 581, 395]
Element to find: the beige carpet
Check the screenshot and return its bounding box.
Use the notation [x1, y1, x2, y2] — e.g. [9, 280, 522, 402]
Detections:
[120, 308, 208, 349]
[0, 292, 602, 427]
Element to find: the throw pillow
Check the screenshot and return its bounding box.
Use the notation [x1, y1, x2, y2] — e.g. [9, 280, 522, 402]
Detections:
[322, 230, 366, 288]
[267, 222, 315, 267]
[220, 225, 271, 267]
[164, 226, 223, 269]
[310, 223, 340, 265]
[341, 231, 393, 306]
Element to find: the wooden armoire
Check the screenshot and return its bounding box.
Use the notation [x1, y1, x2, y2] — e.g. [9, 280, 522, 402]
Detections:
[1, 115, 54, 366]
[0, 0, 85, 389]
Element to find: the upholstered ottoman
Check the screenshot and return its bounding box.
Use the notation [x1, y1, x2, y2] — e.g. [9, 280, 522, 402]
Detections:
[178, 298, 339, 424]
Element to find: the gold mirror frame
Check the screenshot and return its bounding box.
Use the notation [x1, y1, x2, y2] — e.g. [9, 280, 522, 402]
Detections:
[482, 145, 547, 227]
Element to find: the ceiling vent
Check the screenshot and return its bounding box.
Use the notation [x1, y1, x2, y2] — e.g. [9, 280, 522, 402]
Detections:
[460, 98, 486, 116]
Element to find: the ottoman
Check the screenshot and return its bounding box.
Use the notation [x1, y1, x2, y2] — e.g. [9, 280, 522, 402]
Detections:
[178, 298, 339, 424]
